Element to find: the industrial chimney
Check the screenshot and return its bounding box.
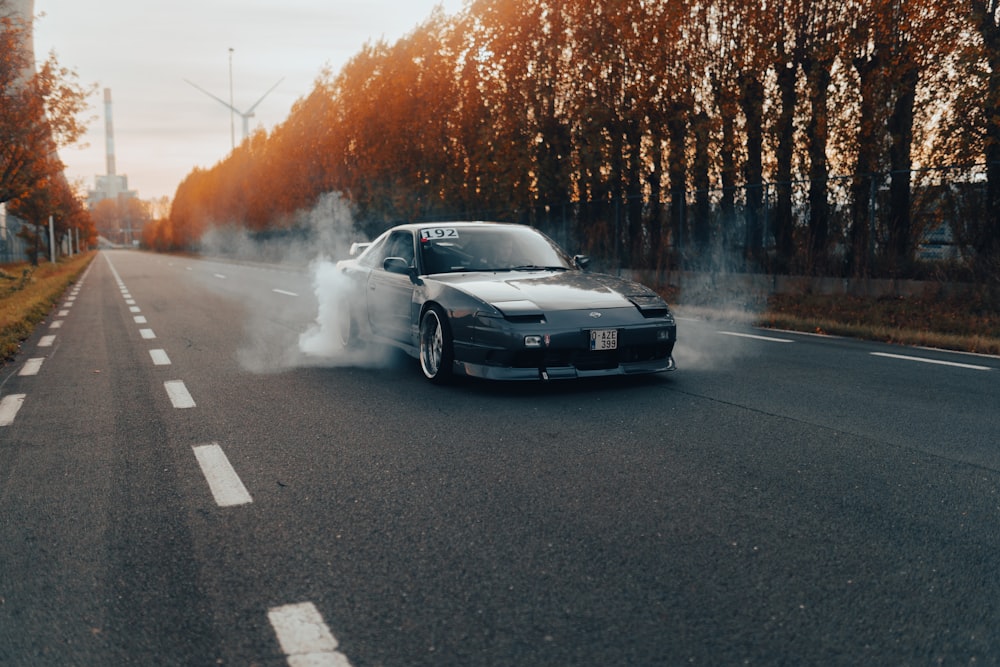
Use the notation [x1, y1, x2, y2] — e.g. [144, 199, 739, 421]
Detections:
[104, 88, 116, 176]
[87, 88, 136, 209]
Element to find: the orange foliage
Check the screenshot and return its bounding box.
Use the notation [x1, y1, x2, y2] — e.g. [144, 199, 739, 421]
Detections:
[157, 0, 993, 278]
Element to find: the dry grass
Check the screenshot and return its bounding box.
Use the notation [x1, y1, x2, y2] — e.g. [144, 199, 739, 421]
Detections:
[0, 253, 95, 362]
[756, 292, 1000, 356]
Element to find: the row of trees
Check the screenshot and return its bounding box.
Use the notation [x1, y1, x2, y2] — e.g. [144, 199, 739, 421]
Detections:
[153, 0, 1000, 279]
[1, 4, 95, 264]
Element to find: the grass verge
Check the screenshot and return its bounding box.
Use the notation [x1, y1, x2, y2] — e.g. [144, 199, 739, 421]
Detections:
[671, 288, 1000, 356]
[1, 253, 95, 363]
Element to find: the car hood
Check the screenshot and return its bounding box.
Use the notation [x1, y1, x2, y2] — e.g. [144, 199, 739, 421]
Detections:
[435, 270, 661, 313]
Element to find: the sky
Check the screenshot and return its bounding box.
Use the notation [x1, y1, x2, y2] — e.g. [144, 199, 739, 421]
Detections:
[31, 0, 467, 202]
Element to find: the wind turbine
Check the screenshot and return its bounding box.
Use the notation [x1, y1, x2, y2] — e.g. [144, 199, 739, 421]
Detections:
[185, 76, 284, 148]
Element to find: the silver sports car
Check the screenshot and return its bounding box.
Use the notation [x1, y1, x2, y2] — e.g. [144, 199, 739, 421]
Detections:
[335, 221, 677, 382]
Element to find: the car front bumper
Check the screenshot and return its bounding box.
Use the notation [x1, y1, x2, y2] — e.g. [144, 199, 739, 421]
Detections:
[456, 354, 676, 380]
[453, 318, 677, 380]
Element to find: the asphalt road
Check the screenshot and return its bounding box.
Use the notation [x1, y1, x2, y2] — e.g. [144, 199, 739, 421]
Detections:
[2, 249, 999, 666]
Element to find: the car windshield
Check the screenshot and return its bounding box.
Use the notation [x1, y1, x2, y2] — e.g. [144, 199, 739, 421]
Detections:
[418, 225, 575, 274]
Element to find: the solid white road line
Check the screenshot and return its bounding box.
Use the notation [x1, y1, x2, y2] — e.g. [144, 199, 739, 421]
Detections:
[717, 331, 794, 343]
[149, 349, 171, 366]
[0, 394, 26, 426]
[268, 602, 352, 667]
[871, 352, 991, 372]
[140, 329, 156, 340]
[272, 289, 299, 297]
[192, 443, 253, 507]
[38, 335, 56, 347]
[164, 380, 196, 408]
[19, 358, 44, 377]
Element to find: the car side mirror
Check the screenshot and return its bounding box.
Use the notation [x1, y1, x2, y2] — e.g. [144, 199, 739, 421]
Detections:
[383, 257, 412, 275]
[573, 254, 591, 270]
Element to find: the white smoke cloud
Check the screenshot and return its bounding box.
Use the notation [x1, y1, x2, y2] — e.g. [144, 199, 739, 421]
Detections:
[220, 191, 400, 373]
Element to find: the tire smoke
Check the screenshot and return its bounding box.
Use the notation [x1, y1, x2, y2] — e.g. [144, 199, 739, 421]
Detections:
[213, 192, 393, 373]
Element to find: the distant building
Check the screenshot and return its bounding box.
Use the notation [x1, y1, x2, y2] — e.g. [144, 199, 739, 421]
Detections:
[87, 173, 137, 209]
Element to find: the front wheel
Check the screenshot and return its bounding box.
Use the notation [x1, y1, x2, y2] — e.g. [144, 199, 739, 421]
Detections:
[419, 305, 454, 383]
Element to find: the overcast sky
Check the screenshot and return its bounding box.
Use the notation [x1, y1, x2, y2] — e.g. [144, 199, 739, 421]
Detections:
[32, 0, 467, 201]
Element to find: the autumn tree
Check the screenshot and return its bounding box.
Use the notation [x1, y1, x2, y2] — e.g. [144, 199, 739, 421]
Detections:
[1, 11, 92, 204]
[2, 7, 93, 264]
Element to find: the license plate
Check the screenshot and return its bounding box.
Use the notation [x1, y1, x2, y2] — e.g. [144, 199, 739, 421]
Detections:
[590, 328, 618, 351]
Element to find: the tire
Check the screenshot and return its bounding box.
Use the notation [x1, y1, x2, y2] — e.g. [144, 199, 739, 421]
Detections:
[336, 296, 358, 349]
[419, 305, 454, 383]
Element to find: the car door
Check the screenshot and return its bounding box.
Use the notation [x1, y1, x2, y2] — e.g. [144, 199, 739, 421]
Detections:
[366, 230, 417, 342]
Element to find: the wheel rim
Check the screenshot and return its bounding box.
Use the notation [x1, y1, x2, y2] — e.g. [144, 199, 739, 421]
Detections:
[420, 311, 443, 377]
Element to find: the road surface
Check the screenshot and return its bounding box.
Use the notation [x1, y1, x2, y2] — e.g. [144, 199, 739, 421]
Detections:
[2, 250, 999, 665]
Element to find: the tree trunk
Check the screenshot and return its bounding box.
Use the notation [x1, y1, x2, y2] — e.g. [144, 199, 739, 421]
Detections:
[667, 104, 688, 269]
[803, 55, 832, 272]
[851, 51, 884, 278]
[774, 59, 797, 273]
[976, 5, 1000, 279]
[692, 110, 712, 269]
[740, 74, 764, 268]
[887, 56, 918, 275]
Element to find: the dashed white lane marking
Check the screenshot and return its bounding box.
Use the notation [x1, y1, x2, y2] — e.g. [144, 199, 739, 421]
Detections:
[149, 349, 171, 366]
[164, 380, 196, 408]
[214, 273, 227, 280]
[717, 331, 794, 343]
[134, 315, 147, 324]
[19, 358, 44, 377]
[38, 335, 56, 347]
[140, 328, 156, 340]
[192, 443, 253, 507]
[268, 602, 353, 667]
[273, 289, 299, 297]
[129, 306, 141, 313]
[0, 394, 26, 426]
[49, 320, 63, 329]
[871, 352, 992, 372]
[58, 309, 69, 317]
[125, 299, 136, 305]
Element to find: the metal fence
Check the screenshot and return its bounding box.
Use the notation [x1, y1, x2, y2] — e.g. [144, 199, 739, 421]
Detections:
[0, 206, 30, 264]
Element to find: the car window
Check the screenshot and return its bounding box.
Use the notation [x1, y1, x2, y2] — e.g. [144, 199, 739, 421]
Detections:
[386, 232, 415, 266]
[357, 233, 390, 269]
[418, 225, 573, 274]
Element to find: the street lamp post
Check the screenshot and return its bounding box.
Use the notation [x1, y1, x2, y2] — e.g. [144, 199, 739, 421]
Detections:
[228, 47, 235, 151]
